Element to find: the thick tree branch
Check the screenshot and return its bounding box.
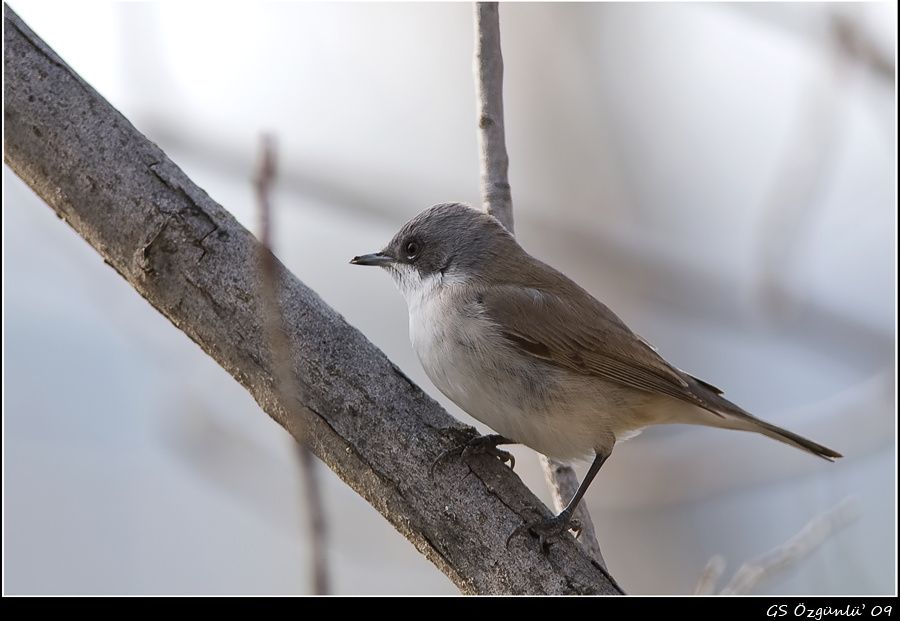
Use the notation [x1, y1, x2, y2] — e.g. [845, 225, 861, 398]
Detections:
[472, 2, 610, 573]
[3, 6, 619, 594]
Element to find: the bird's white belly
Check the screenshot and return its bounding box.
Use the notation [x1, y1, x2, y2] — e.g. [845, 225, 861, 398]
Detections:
[407, 292, 613, 459]
[409, 297, 498, 418]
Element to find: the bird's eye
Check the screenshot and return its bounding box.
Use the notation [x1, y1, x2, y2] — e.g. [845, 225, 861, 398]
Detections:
[405, 241, 420, 259]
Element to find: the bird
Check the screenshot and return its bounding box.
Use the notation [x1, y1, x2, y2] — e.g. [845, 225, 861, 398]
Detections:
[350, 202, 841, 547]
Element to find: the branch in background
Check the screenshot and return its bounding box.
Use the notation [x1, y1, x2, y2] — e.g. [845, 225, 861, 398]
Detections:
[254, 135, 330, 595]
[694, 498, 859, 595]
[830, 13, 894, 84]
[473, 2, 514, 234]
[538, 456, 606, 569]
[719, 498, 859, 595]
[754, 7, 894, 325]
[3, 6, 619, 594]
[753, 8, 857, 323]
[692, 555, 726, 595]
[472, 1, 610, 573]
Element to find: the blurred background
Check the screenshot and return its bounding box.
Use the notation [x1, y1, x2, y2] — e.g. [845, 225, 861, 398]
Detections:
[3, 1, 895, 595]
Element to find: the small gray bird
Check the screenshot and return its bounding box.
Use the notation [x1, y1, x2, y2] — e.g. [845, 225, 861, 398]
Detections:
[351, 202, 841, 545]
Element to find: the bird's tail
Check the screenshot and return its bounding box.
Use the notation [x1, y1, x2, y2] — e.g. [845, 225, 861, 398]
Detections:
[675, 376, 841, 461]
[704, 408, 842, 461]
[748, 418, 842, 461]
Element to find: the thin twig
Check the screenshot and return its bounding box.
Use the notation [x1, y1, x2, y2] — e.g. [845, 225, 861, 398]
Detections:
[538, 456, 606, 569]
[254, 135, 330, 595]
[472, 1, 607, 570]
[693, 555, 726, 595]
[718, 498, 859, 595]
[474, 2, 514, 234]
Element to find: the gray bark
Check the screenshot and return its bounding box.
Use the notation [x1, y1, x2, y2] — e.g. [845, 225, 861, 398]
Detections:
[3, 6, 620, 595]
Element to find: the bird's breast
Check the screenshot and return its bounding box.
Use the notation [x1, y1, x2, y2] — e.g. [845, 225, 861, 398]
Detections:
[408, 290, 585, 456]
[409, 292, 485, 401]
[409, 291, 508, 414]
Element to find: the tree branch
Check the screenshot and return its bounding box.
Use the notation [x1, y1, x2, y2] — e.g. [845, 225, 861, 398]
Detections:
[472, 2, 610, 574]
[3, 5, 619, 594]
[693, 499, 859, 595]
[474, 2, 514, 234]
[538, 456, 606, 569]
[719, 498, 859, 595]
[693, 555, 726, 595]
[254, 135, 330, 594]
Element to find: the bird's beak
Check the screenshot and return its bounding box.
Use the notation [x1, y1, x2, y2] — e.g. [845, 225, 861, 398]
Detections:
[349, 252, 395, 267]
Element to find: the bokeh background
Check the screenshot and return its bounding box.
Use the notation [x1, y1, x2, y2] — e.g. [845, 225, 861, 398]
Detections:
[3, 1, 895, 595]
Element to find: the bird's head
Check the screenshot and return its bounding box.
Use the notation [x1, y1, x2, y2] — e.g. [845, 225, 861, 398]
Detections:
[350, 202, 516, 304]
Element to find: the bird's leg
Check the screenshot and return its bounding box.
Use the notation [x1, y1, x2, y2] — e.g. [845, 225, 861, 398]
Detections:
[507, 449, 609, 552]
[430, 433, 517, 477]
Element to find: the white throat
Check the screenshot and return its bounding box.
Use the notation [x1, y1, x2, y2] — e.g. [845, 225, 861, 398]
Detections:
[389, 264, 468, 313]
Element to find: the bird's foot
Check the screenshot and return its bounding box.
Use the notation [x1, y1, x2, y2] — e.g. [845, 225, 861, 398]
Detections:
[506, 511, 582, 553]
[430, 433, 515, 477]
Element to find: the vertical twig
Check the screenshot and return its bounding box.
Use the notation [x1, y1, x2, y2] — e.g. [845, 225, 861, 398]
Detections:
[538, 456, 607, 568]
[474, 2, 514, 234]
[255, 135, 330, 595]
[472, 2, 606, 569]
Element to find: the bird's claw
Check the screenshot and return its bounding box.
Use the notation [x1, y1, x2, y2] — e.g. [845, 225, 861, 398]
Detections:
[505, 513, 582, 553]
[430, 434, 515, 478]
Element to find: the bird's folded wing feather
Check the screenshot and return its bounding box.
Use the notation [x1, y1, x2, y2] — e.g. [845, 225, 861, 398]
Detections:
[480, 284, 723, 414]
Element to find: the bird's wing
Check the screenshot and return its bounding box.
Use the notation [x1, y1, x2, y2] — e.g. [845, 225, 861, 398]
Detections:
[479, 283, 722, 415]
